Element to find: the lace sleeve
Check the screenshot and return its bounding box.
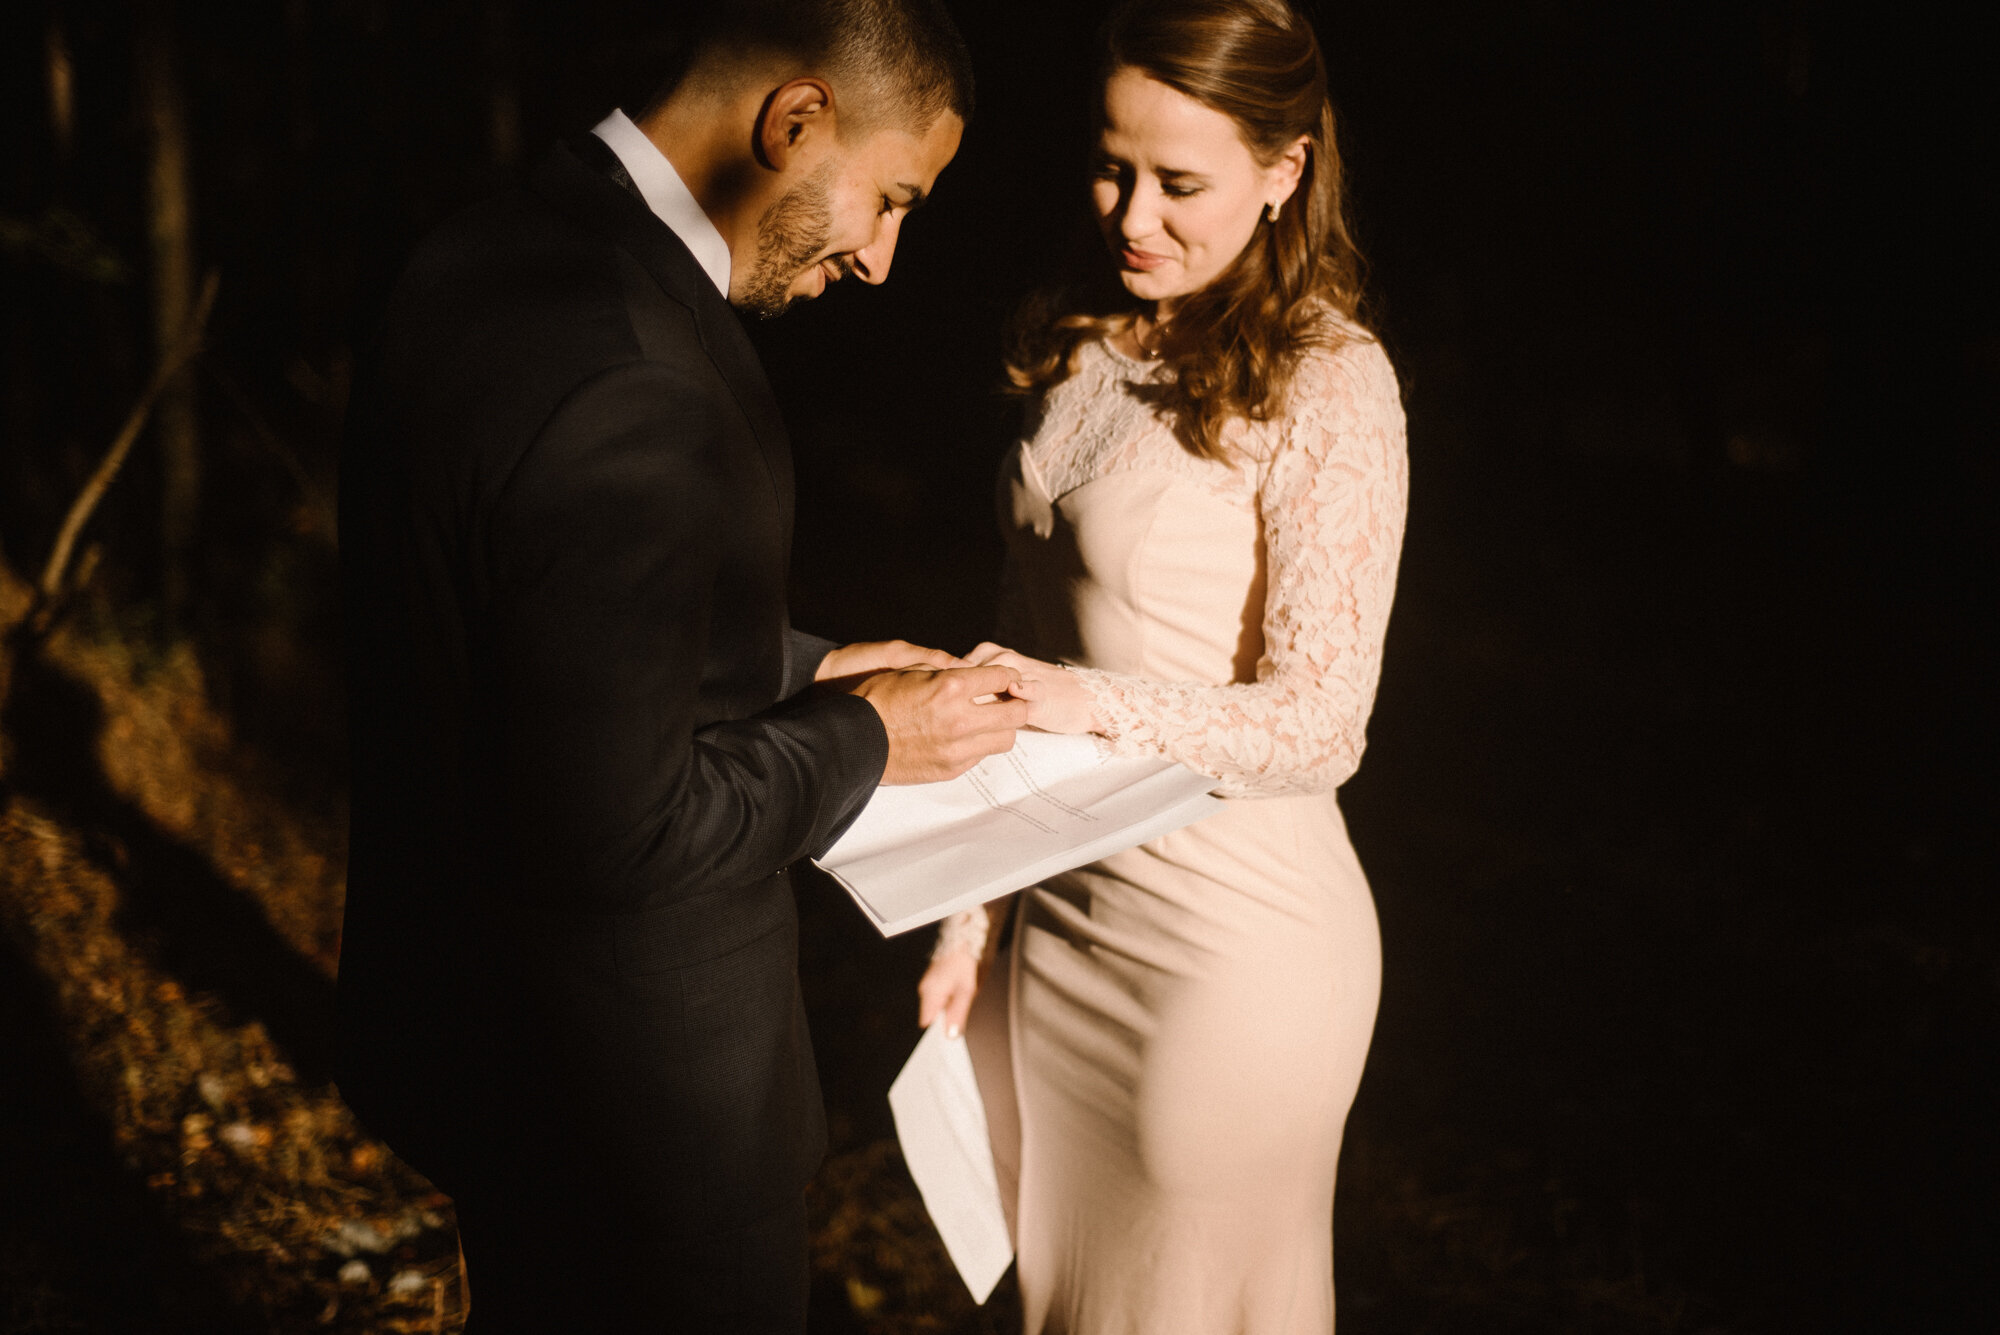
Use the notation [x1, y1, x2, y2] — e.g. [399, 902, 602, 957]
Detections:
[1072, 341, 1408, 798]
[933, 905, 990, 961]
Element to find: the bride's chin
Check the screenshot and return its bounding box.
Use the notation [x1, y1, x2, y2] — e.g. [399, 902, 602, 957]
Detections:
[1117, 270, 1178, 304]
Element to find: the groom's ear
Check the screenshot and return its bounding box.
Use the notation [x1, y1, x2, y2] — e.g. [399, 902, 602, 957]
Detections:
[755, 77, 837, 172]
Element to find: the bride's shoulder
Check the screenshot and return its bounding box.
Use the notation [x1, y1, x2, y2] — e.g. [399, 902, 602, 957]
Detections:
[1285, 312, 1402, 418]
[1038, 336, 1150, 416]
[1034, 332, 1121, 390]
[1244, 314, 1404, 475]
[1073, 332, 1140, 376]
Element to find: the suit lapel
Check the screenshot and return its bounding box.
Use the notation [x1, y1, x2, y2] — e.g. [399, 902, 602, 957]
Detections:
[529, 140, 795, 529]
[687, 287, 796, 528]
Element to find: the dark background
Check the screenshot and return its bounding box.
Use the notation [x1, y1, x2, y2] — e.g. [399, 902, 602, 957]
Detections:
[3, 0, 1994, 1330]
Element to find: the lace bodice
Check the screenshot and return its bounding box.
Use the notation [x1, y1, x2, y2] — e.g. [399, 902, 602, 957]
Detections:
[1017, 331, 1408, 800]
[935, 330, 1407, 960]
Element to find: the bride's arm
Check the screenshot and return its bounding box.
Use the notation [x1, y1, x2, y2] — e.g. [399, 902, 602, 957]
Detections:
[919, 899, 1008, 1036]
[1076, 343, 1408, 798]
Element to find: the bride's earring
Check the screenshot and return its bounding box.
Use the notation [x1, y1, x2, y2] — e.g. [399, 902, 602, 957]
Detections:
[1265, 200, 1281, 224]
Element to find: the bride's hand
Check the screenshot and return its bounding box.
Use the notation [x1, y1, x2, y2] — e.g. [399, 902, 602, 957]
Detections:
[917, 945, 981, 1038]
[965, 642, 1100, 735]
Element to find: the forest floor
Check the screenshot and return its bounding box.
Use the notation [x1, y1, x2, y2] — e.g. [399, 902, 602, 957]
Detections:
[1, 567, 456, 1334]
[0, 561, 1007, 1335]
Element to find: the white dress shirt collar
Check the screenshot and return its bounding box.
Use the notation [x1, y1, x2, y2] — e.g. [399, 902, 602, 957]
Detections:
[589, 109, 732, 299]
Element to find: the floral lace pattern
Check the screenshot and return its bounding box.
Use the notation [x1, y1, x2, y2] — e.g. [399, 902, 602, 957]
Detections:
[1027, 331, 1408, 800]
[933, 905, 990, 961]
[1026, 341, 1269, 505]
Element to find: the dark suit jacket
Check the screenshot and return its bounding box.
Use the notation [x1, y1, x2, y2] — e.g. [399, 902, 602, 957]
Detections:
[336, 137, 887, 1233]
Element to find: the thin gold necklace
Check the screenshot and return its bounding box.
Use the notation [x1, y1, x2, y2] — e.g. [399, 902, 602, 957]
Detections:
[1133, 313, 1168, 360]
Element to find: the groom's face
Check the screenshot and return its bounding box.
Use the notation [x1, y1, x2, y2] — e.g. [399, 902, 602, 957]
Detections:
[734, 112, 963, 319]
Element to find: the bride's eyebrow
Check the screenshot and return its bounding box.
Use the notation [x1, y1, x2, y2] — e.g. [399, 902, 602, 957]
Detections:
[1156, 167, 1209, 184]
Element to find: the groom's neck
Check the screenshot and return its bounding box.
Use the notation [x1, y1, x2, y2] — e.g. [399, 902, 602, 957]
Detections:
[637, 91, 767, 266]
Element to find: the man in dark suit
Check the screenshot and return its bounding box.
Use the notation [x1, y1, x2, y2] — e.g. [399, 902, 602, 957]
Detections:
[336, 2, 1019, 1328]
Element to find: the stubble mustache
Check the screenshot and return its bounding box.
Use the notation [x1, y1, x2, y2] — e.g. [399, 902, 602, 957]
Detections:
[738, 162, 839, 320]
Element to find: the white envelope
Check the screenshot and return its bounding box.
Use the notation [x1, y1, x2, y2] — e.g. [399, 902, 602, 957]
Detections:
[888, 1021, 1013, 1304]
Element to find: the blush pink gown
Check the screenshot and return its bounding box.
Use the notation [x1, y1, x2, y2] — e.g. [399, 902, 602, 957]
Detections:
[951, 325, 1408, 1333]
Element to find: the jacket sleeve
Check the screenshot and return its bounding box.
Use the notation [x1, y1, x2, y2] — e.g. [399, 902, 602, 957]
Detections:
[485, 360, 886, 911]
[782, 628, 839, 699]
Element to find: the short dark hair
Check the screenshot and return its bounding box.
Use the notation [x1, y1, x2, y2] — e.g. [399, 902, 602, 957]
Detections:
[646, 0, 974, 135]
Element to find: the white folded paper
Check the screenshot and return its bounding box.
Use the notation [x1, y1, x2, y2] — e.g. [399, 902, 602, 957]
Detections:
[889, 1021, 1012, 1304]
[815, 729, 1222, 936]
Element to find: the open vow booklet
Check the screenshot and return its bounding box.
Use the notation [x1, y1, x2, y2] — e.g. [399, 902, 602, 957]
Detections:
[814, 729, 1223, 936]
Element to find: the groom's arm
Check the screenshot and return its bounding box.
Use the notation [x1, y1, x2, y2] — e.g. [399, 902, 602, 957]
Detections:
[781, 629, 840, 699]
[488, 361, 888, 912]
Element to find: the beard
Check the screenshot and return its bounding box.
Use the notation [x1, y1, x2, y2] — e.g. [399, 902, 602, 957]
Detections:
[736, 163, 840, 320]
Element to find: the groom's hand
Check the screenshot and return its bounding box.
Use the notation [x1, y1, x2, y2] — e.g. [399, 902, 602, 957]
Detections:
[852, 665, 1034, 784]
[814, 639, 964, 690]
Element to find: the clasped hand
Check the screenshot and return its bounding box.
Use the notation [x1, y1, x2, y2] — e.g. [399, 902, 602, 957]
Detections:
[964, 641, 1100, 736]
[820, 639, 1100, 785]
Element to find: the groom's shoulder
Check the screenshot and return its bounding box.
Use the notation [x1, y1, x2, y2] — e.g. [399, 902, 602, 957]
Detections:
[351, 180, 734, 504]
[362, 187, 715, 462]
[391, 185, 689, 358]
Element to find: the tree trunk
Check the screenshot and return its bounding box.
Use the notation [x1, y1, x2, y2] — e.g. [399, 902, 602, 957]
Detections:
[136, 0, 200, 628]
[283, 0, 322, 349]
[486, 0, 520, 171]
[45, 7, 75, 171]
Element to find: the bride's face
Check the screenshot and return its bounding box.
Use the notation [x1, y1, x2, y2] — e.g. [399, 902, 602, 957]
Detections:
[1091, 67, 1303, 313]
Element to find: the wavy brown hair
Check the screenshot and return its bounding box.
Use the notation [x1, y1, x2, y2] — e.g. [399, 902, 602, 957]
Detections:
[1004, 0, 1369, 460]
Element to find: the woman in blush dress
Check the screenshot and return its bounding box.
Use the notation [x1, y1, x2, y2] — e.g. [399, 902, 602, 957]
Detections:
[914, 1, 1407, 1329]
